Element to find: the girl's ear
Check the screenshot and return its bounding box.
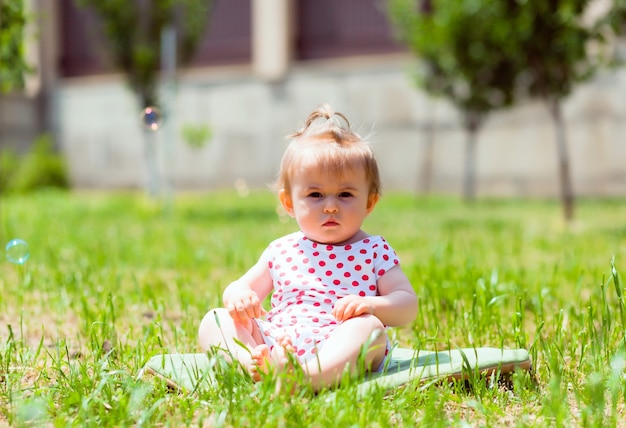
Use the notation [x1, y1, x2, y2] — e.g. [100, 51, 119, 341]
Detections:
[279, 189, 295, 217]
[366, 193, 379, 214]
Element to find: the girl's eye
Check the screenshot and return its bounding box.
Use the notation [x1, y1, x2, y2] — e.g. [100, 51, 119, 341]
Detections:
[308, 192, 323, 198]
[338, 192, 353, 198]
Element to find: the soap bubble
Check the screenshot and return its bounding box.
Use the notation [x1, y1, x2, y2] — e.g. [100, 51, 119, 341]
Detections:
[15, 397, 47, 426]
[6, 239, 30, 264]
[141, 106, 162, 131]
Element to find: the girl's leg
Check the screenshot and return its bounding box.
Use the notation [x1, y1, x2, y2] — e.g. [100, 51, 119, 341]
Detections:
[198, 308, 263, 366]
[199, 310, 387, 390]
[301, 314, 387, 391]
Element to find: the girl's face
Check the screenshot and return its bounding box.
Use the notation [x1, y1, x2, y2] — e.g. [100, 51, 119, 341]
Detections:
[279, 159, 379, 245]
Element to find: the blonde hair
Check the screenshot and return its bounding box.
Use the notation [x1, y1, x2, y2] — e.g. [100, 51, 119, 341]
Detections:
[276, 104, 381, 197]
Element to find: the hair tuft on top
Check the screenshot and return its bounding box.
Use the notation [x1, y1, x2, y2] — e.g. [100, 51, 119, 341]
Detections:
[277, 104, 382, 197]
[289, 104, 352, 140]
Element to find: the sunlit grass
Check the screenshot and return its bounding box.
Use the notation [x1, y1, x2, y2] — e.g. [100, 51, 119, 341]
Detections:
[1, 190, 625, 425]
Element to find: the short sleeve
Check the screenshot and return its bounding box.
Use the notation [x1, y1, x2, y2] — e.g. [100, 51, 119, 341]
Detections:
[373, 237, 400, 280]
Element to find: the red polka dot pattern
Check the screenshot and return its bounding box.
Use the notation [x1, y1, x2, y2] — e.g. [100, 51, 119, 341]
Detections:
[254, 231, 400, 363]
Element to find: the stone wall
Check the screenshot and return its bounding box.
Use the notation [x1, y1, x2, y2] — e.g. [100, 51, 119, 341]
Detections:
[0, 94, 39, 153]
[57, 54, 626, 197]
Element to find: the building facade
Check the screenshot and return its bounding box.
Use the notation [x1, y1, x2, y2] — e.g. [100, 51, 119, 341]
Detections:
[2, 0, 625, 197]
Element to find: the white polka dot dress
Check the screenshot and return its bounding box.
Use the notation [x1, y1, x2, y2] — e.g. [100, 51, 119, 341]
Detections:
[254, 231, 400, 364]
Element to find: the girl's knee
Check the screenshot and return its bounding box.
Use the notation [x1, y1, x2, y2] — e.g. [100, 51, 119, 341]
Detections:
[351, 314, 387, 346]
[353, 313, 385, 331]
[200, 308, 226, 328]
[198, 308, 230, 349]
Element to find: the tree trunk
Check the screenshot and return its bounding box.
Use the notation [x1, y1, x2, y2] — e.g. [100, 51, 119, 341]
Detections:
[420, 125, 435, 194]
[143, 127, 160, 198]
[548, 99, 575, 221]
[462, 119, 480, 202]
[419, 102, 437, 194]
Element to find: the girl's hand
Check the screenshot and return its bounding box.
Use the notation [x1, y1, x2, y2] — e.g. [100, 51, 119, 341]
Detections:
[332, 294, 374, 322]
[224, 283, 266, 325]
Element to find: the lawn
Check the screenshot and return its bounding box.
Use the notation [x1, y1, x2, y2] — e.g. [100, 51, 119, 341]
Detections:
[1, 190, 625, 426]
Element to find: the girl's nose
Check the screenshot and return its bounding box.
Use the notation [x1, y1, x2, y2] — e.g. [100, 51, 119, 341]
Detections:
[323, 199, 338, 213]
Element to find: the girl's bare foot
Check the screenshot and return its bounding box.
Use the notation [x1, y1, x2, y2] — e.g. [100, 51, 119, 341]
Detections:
[249, 344, 271, 381]
[248, 335, 295, 381]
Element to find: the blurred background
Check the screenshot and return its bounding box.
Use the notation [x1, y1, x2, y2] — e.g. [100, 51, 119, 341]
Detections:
[1, 0, 625, 202]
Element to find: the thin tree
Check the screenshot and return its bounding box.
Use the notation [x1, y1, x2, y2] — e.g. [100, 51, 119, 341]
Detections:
[75, 0, 212, 195]
[390, 0, 618, 220]
[509, 1, 616, 221]
[1, 0, 30, 244]
[388, 0, 520, 201]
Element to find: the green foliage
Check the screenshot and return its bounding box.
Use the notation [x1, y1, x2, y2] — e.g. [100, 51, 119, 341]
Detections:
[388, 0, 520, 128]
[602, 1, 626, 58]
[0, 135, 69, 193]
[388, 0, 617, 114]
[1, 192, 626, 425]
[510, 1, 605, 101]
[75, 0, 213, 107]
[0, 0, 30, 93]
[181, 123, 212, 149]
[612, 3, 626, 32]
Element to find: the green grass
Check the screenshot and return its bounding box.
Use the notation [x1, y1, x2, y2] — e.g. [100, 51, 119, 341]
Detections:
[1, 190, 625, 426]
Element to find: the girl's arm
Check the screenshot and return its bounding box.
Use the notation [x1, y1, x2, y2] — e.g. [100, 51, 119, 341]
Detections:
[332, 265, 418, 326]
[370, 265, 418, 326]
[223, 257, 274, 324]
